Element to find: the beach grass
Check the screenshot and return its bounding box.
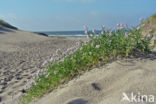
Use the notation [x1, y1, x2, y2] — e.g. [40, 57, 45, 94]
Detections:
[18, 23, 156, 104]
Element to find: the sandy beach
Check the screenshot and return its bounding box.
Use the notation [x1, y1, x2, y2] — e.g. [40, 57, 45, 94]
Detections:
[0, 27, 156, 104]
[0, 28, 82, 104]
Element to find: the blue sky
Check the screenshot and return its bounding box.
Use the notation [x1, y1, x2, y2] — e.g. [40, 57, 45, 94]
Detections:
[0, 0, 156, 31]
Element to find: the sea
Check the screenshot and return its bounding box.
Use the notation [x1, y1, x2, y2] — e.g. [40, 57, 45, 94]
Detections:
[37, 30, 101, 38]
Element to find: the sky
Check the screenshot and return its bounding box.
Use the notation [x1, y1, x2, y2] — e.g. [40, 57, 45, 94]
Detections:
[0, 0, 156, 31]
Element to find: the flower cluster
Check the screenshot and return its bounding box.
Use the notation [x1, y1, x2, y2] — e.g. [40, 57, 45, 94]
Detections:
[117, 23, 128, 29]
[23, 40, 90, 92]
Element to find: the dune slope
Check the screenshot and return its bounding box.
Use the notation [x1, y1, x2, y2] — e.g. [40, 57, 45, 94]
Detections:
[31, 55, 156, 104]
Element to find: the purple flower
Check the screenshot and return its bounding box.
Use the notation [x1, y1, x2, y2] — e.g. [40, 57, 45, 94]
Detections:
[101, 31, 104, 34]
[102, 25, 105, 28]
[124, 24, 128, 27]
[95, 45, 100, 48]
[49, 57, 54, 62]
[92, 29, 96, 33]
[137, 26, 141, 30]
[36, 70, 40, 75]
[67, 47, 72, 52]
[84, 25, 88, 30]
[42, 60, 48, 66]
[141, 24, 145, 27]
[119, 24, 123, 27]
[117, 23, 123, 29]
[117, 24, 120, 27]
[85, 30, 88, 34]
[139, 18, 144, 22]
[23, 85, 28, 90]
[147, 34, 153, 38]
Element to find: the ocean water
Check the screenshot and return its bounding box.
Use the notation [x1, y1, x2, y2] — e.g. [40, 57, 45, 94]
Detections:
[42, 30, 101, 38]
[44, 31, 86, 37]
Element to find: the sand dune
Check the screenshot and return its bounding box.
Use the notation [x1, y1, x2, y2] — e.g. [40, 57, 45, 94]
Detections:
[31, 55, 156, 104]
[0, 29, 81, 104]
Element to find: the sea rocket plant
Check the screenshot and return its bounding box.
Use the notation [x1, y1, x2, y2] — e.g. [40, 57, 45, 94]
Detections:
[20, 19, 156, 104]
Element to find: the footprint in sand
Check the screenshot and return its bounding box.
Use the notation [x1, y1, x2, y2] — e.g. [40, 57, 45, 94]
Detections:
[91, 83, 101, 91]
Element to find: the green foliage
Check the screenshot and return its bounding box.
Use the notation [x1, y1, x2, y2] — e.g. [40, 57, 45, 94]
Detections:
[19, 27, 155, 104]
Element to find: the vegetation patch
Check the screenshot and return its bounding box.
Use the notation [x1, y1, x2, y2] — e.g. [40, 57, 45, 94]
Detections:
[19, 21, 156, 104]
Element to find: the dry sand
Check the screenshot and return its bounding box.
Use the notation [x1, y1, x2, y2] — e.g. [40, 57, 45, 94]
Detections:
[31, 55, 156, 104]
[0, 28, 82, 104]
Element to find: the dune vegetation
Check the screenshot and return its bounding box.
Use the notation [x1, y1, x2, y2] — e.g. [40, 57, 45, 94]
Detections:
[0, 19, 18, 30]
[142, 14, 156, 37]
[19, 19, 156, 104]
